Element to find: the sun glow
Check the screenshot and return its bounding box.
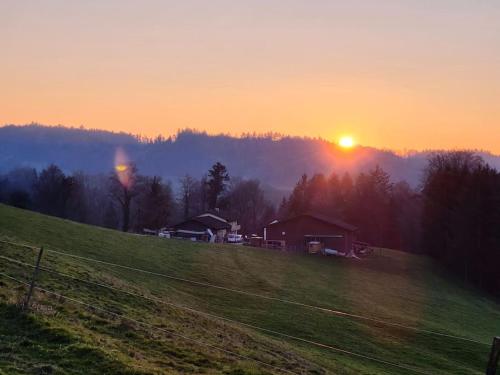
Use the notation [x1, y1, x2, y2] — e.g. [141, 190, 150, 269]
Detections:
[339, 136, 355, 149]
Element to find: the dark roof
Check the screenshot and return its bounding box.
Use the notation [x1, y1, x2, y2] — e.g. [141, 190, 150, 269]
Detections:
[199, 210, 237, 222]
[268, 212, 357, 232]
[194, 215, 231, 230]
[173, 215, 231, 231]
[172, 219, 209, 232]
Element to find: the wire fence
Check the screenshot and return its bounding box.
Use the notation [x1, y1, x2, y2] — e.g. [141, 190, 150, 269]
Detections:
[0, 239, 487, 346]
[0, 254, 434, 374]
[0, 271, 298, 375]
[0, 238, 492, 374]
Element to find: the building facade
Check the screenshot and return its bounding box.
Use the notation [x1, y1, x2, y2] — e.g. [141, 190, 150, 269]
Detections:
[264, 213, 357, 254]
[172, 212, 237, 242]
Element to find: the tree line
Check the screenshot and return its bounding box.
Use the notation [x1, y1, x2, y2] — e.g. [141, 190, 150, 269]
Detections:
[1, 151, 498, 295]
[420, 152, 500, 294]
[0, 161, 275, 235]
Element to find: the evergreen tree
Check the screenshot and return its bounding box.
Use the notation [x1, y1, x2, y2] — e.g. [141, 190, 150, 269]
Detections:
[287, 174, 309, 216]
[34, 164, 74, 217]
[206, 162, 229, 210]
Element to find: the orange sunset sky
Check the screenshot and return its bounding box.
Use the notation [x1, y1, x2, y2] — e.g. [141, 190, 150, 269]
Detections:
[1, 1, 499, 153]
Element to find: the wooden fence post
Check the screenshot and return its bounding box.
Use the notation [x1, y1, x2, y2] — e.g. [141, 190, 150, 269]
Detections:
[22, 246, 44, 311]
[486, 337, 500, 375]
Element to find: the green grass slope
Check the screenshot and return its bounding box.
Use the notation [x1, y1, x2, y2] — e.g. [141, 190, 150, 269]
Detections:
[0, 203, 498, 374]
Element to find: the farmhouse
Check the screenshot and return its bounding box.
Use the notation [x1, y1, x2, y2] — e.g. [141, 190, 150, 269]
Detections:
[263, 213, 357, 254]
[172, 212, 240, 242]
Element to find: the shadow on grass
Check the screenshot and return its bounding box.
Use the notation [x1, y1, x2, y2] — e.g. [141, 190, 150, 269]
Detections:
[0, 303, 145, 375]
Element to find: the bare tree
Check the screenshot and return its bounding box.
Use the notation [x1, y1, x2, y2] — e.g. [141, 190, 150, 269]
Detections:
[224, 179, 275, 234]
[135, 176, 173, 230]
[109, 163, 139, 232]
[178, 174, 197, 220]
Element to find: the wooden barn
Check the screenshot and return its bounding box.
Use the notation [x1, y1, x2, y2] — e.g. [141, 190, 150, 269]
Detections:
[263, 213, 357, 254]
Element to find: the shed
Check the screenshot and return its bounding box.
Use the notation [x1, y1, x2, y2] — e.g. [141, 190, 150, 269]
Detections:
[263, 213, 357, 254]
[172, 213, 232, 242]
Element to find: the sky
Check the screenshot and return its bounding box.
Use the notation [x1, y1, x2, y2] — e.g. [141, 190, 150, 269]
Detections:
[1, 1, 499, 153]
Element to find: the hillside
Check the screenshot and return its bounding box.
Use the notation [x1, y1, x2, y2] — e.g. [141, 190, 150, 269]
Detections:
[3, 125, 500, 198]
[0, 203, 498, 374]
[7, 124, 500, 189]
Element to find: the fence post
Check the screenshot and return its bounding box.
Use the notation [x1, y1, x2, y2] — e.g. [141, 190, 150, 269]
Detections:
[22, 246, 44, 311]
[486, 337, 500, 375]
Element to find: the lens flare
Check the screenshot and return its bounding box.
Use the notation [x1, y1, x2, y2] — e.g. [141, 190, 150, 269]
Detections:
[115, 164, 128, 172]
[114, 147, 133, 188]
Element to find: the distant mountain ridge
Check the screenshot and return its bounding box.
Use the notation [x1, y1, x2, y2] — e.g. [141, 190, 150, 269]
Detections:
[1, 124, 499, 191]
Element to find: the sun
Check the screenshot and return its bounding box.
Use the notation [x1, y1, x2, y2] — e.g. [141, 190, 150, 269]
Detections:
[338, 136, 355, 149]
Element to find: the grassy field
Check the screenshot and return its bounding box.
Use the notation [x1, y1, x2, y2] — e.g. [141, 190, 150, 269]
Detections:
[0, 203, 498, 374]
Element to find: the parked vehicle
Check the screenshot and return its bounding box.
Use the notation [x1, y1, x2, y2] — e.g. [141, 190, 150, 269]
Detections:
[227, 233, 243, 244]
[158, 230, 171, 238]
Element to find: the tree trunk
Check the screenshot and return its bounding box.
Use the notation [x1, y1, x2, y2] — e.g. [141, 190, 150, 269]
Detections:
[122, 193, 131, 232]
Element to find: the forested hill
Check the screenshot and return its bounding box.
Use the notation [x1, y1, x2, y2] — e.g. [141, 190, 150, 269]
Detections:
[2, 124, 499, 189]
